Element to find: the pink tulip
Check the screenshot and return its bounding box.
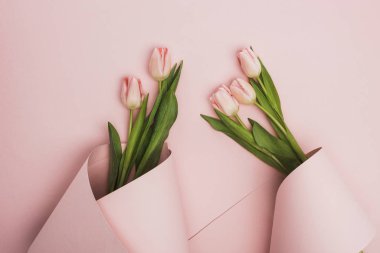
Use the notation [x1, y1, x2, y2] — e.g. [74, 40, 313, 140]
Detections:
[149, 47, 172, 81]
[237, 47, 261, 79]
[121, 77, 145, 110]
[210, 85, 239, 116]
[229, 78, 256, 104]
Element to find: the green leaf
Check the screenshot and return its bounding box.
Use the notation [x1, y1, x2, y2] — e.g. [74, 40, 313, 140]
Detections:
[167, 61, 183, 94]
[232, 134, 288, 174]
[107, 122, 122, 193]
[136, 93, 178, 177]
[160, 63, 177, 93]
[249, 119, 301, 171]
[250, 79, 287, 140]
[131, 63, 182, 171]
[202, 113, 288, 173]
[250, 119, 292, 158]
[271, 121, 287, 141]
[252, 79, 306, 163]
[250, 79, 278, 119]
[200, 114, 230, 133]
[135, 125, 153, 167]
[259, 58, 283, 117]
[138, 141, 164, 174]
[116, 95, 149, 188]
[135, 61, 183, 173]
[215, 110, 254, 144]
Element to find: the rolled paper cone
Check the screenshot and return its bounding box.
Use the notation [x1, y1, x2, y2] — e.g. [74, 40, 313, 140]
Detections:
[28, 147, 127, 253]
[185, 148, 376, 253]
[97, 145, 190, 253]
[28, 144, 189, 253]
[270, 149, 375, 253]
[29, 145, 375, 253]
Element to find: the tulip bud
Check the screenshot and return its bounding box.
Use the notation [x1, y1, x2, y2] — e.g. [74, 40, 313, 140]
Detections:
[237, 47, 261, 79]
[210, 85, 239, 116]
[121, 77, 145, 110]
[229, 78, 256, 105]
[149, 47, 172, 81]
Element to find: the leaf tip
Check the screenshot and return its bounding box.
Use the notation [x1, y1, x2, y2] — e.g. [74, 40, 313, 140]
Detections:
[214, 109, 225, 118]
[200, 114, 209, 121]
[247, 118, 256, 127]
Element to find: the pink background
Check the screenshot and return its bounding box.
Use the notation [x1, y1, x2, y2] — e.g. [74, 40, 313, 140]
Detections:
[0, 0, 379, 252]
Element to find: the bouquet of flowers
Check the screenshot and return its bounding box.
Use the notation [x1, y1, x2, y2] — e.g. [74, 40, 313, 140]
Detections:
[107, 48, 183, 192]
[29, 48, 191, 253]
[202, 47, 312, 174]
[202, 47, 372, 253]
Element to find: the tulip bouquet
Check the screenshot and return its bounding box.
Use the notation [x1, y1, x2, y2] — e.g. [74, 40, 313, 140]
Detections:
[107, 48, 183, 193]
[202, 47, 370, 253]
[202, 47, 313, 174]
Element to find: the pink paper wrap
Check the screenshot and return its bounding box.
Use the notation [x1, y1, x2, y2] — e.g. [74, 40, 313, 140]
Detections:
[29, 144, 189, 253]
[270, 149, 375, 253]
[29, 146, 375, 253]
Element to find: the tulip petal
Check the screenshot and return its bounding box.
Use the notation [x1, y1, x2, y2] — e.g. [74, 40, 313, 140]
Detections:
[230, 78, 256, 104]
[126, 78, 143, 110]
[237, 48, 262, 78]
[211, 85, 239, 116]
[120, 79, 129, 107]
[149, 47, 172, 81]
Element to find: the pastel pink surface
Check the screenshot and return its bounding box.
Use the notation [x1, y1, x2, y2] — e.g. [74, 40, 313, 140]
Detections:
[189, 180, 282, 253]
[0, 0, 379, 252]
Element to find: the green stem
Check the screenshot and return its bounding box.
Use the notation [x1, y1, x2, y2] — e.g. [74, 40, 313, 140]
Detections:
[158, 80, 162, 91]
[128, 109, 133, 138]
[284, 124, 307, 162]
[255, 102, 306, 162]
[234, 114, 247, 129]
[233, 113, 287, 172]
[257, 77, 269, 95]
[255, 102, 286, 135]
[128, 82, 165, 172]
